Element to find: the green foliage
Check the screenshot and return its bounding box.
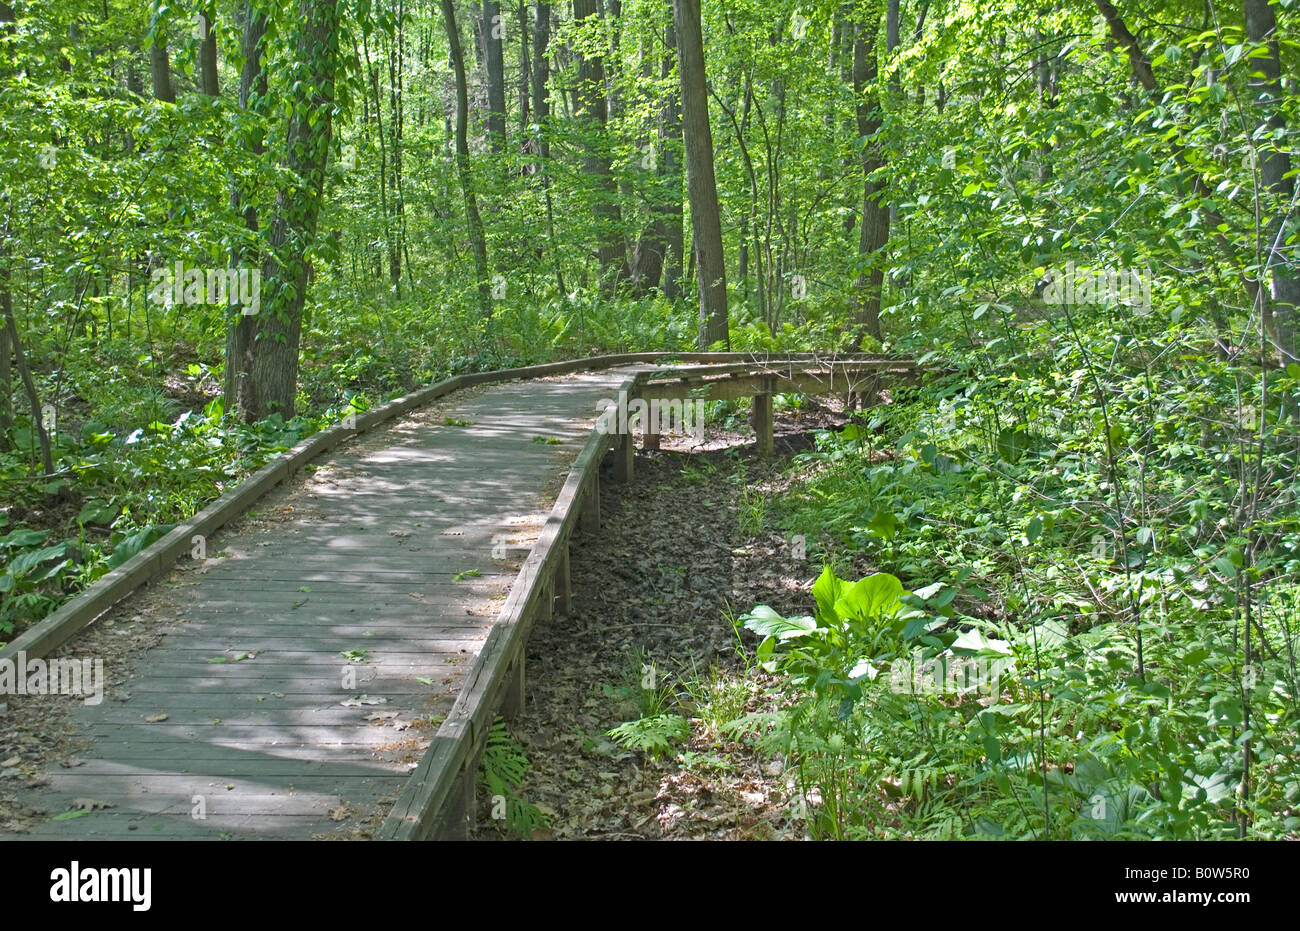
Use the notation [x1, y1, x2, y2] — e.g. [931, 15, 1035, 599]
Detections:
[478, 718, 549, 838]
[606, 713, 690, 761]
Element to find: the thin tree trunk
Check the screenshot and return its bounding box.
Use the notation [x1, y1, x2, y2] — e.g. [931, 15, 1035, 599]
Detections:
[673, 0, 727, 347]
[393, 8, 408, 292]
[1, 248, 54, 476]
[517, 1, 530, 133]
[0, 262, 11, 448]
[443, 0, 492, 316]
[224, 4, 268, 412]
[1, 3, 14, 448]
[574, 0, 624, 289]
[530, 2, 564, 294]
[531, 1, 551, 155]
[661, 9, 683, 300]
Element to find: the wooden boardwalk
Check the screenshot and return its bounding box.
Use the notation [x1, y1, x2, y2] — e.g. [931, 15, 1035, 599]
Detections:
[2, 370, 631, 839]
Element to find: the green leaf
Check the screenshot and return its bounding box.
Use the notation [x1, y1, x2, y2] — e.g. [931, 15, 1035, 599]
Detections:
[9, 543, 70, 576]
[741, 605, 820, 641]
[0, 529, 49, 549]
[108, 524, 175, 570]
[51, 809, 91, 821]
[834, 572, 905, 623]
[811, 566, 847, 623]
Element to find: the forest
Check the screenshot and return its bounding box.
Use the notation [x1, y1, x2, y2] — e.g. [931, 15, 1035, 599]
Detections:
[0, 0, 1297, 844]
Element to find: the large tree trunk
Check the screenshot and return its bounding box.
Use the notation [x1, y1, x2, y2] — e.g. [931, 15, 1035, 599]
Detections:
[1245, 0, 1298, 366]
[443, 0, 492, 317]
[849, 9, 886, 345]
[482, 1, 507, 150]
[574, 0, 624, 290]
[223, 3, 269, 412]
[241, 0, 342, 421]
[673, 0, 727, 347]
[149, 22, 175, 103]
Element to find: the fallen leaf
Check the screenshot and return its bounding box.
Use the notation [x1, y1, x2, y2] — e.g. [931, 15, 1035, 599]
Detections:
[145, 714, 168, 723]
[51, 809, 90, 821]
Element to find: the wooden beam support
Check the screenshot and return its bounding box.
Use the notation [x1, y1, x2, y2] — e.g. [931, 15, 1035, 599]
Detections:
[580, 474, 600, 531]
[556, 544, 572, 615]
[500, 655, 525, 720]
[614, 431, 635, 481]
[752, 384, 774, 456]
[540, 579, 553, 622]
[435, 761, 477, 840]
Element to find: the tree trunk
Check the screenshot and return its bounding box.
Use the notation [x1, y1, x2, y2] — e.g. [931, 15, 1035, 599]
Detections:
[223, 4, 269, 413]
[628, 7, 685, 299]
[241, 0, 342, 421]
[0, 264, 10, 449]
[673, 0, 727, 347]
[388, 17, 407, 293]
[482, 0, 507, 150]
[1245, 0, 1298, 365]
[574, 0, 624, 289]
[1, 248, 54, 476]
[517, 1, 530, 133]
[531, 1, 551, 154]
[0, 2, 12, 448]
[530, 2, 564, 294]
[199, 7, 219, 97]
[849, 9, 886, 345]
[0, 321, 10, 450]
[149, 22, 175, 103]
[661, 9, 684, 300]
[443, 0, 492, 317]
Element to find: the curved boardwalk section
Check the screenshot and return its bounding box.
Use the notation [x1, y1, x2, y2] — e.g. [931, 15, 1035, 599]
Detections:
[1, 371, 629, 839]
